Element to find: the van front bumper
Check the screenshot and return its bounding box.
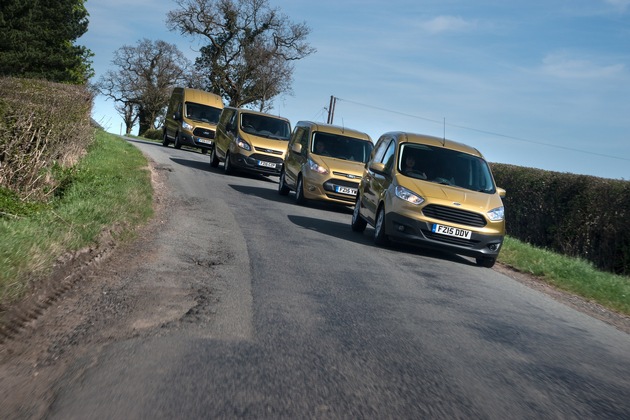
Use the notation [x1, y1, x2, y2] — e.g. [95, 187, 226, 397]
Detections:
[230, 152, 284, 175]
[384, 212, 504, 259]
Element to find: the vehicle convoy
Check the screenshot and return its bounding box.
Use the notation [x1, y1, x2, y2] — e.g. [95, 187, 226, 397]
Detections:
[211, 107, 292, 176]
[162, 87, 224, 154]
[279, 121, 374, 206]
[351, 132, 506, 268]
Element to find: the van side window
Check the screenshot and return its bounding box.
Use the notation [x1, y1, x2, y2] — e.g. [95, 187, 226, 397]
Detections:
[372, 137, 391, 163]
[298, 128, 309, 151]
[381, 140, 396, 171]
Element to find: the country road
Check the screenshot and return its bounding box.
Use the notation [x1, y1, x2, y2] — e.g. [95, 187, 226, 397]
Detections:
[1, 138, 629, 419]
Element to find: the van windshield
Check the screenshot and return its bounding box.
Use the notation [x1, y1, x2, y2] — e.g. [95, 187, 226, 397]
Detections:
[399, 143, 496, 193]
[312, 132, 374, 163]
[185, 102, 222, 124]
[240, 113, 291, 140]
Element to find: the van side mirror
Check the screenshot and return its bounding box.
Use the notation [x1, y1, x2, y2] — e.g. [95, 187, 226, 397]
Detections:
[291, 143, 303, 154]
[497, 187, 506, 198]
[173, 112, 182, 121]
[369, 161, 386, 175]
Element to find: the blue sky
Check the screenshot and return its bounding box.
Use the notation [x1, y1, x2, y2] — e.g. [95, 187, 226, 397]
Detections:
[83, 0, 630, 180]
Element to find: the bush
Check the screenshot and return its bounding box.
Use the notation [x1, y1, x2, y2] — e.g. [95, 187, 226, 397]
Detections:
[142, 128, 163, 141]
[492, 163, 630, 275]
[0, 76, 93, 201]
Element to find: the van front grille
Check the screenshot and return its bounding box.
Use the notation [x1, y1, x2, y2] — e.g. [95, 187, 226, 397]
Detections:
[194, 128, 215, 139]
[254, 147, 284, 155]
[249, 154, 284, 164]
[422, 204, 486, 228]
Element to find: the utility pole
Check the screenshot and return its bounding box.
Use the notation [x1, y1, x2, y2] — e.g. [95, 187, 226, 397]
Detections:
[327, 95, 336, 124]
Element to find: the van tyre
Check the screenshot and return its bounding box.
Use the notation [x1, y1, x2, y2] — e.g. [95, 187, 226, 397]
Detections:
[351, 196, 367, 232]
[278, 171, 290, 196]
[162, 132, 170, 147]
[374, 205, 389, 246]
[174, 133, 182, 149]
[210, 146, 220, 168]
[476, 257, 496, 268]
[224, 152, 234, 174]
[295, 176, 307, 205]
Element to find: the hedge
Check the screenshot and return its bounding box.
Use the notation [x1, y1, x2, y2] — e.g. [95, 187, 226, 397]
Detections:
[491, 163, 630, 275]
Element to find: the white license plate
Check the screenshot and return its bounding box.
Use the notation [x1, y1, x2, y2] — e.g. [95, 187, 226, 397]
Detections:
[198, 138, 213, 144]
[258, 160, 276, 168]
[432, 224, 472, 240]
[335, 186, 357, 195]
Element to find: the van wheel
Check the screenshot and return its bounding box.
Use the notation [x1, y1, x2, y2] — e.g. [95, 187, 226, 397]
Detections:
[351, 195, 367, 232]
[201, 149, 208, 155]
[278, 171, 290, 196]
[476, 257, 496, 268]
[224, 152, 234, 174]
[162, 132, 170, 147]
[295, 176, 307, 205]
[374, 205, 389, 246]
[210, 146, 220, 168]
[174, 133, 182, 149]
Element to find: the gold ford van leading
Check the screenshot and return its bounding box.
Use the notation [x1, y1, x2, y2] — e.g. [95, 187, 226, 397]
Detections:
[279, 121, 374, 206]
[162, 87, 224, 154]
[351, 132, 506, 268]
[211, 107, 292, 176]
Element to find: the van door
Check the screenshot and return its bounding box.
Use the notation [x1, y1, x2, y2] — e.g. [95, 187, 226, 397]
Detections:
[216, 108, 236, 160]
[363, 137, 395, 223]
[285, 126, 309, 188]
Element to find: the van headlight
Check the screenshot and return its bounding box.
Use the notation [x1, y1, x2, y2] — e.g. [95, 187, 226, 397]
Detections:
[395, 186, 424, 205]
[182, 121, 194, 131]
[236, 137, 251, 151]
[487, 206, 505, 221]
[307, 157, 328, 174]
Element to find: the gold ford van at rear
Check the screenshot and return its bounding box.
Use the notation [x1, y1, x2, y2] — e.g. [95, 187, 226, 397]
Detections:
[279, 121, 374, 206]
[351, 132, 506, 268]
[162, 87, 224, 154]
[211, 107, 292, 176]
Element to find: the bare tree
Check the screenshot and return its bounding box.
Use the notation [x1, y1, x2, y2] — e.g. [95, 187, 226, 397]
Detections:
[167, 0, 315, 110]
[95, 39, 192, 135]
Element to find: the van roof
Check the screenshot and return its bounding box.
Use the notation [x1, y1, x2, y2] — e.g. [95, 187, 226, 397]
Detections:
[391, 132, 484, 158]
[226, 107, 291, 123]
[178, 88, 224, 107]
[296, 121, 372, 141]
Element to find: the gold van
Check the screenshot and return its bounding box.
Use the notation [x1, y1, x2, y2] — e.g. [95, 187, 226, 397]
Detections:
[162, 87, 224, 154]
[279, 121, 374, 206]
[351, 132, 506, 268]
[211, 107, 292, 176]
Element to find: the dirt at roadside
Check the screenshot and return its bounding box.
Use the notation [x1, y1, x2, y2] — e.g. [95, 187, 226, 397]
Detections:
[0, 158, 629, 419]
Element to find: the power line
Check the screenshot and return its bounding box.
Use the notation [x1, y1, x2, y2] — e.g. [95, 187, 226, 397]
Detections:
[335, 97, 630, 163]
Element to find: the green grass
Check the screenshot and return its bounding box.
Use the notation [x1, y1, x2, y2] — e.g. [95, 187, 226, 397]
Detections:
[499, 236, 630, 315]
[0, 129, 153, 304]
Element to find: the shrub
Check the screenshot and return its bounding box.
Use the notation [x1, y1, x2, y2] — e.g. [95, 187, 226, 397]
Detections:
[492, 163, 630, 275]
[0, 77, 93, 201]
[142, 128, 163, 141]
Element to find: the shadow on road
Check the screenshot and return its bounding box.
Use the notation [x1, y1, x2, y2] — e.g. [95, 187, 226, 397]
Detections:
[287, 214, 473, 266]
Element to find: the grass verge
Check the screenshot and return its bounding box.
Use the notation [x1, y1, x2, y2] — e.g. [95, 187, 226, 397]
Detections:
[0, 129, 153, 305]
[499, 236, 630, 315]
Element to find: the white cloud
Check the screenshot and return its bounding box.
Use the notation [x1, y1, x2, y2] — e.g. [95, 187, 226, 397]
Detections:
[603, 0, 630, 11]
[540, 52, 625, 79]
[419, 15, 478, 34]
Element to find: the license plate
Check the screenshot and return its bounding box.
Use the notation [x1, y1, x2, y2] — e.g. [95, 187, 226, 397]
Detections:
[335, 186, 357, 195]
[432, 224, 472, 240]
[258, 160, 276, 168]
[197, 138, 213, 144]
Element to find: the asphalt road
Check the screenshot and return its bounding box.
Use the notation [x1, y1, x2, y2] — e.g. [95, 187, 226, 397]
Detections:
[41, 139, 630, 418]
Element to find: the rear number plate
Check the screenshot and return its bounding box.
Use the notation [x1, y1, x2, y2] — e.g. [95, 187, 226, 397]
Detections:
[432, 224, 472, 240]
[335, 186, 357, 195]
[258, 161, 276, 168]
